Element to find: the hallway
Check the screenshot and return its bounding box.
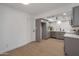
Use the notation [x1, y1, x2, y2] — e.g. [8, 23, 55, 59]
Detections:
[1, 38, 64, 56]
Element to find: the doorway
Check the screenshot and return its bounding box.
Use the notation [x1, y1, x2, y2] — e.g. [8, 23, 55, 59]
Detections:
[36, 19, 41, 41]
[41, 22, 47, 39]
[36, 19, 47, 41]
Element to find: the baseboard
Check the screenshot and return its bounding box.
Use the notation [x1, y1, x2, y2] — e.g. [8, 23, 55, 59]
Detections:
[0, 40, 35, 54]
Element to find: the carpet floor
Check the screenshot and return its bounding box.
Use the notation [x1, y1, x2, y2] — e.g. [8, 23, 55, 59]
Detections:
[0, 38, 64, 56]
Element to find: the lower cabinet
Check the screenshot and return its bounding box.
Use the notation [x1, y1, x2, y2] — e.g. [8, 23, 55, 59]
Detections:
[50, 31, 56, 38]
[64, 37, 79, 56]
[50, 31, 65, 40]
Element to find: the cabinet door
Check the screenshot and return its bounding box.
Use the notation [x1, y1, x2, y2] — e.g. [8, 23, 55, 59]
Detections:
[51, 32, 56, 38]
[64, 37, 79, 56]
[56, 32, 60, 39]
[72, 6, 79, 27]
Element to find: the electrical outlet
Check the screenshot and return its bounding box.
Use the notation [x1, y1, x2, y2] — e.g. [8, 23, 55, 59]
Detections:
[6, 44, 8, 48]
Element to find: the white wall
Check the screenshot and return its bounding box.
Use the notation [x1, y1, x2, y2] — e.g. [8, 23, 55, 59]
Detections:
[0, 5, 35, 53]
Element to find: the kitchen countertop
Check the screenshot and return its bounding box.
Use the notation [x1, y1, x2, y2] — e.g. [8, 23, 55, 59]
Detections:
[64, 33, 79, 39]
[49, 30, 74, 33]
[50, 31, 65, 32]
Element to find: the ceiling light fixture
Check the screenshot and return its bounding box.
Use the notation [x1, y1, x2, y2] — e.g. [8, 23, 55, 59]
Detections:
[57, 21, 61, 25]
[63, 13, 67, 15]
[22, 2, 30, 5]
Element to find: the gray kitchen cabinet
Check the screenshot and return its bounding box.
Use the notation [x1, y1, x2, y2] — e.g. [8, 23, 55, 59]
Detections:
[59, 32, 65, 39]
[47, 31, 50, 38]
[50, 31, 56, 38]
[55, 32, 59, 39]
[64, 37, 79, 56]
[71, 6, 79, 27]
[50, 31, 65, 40]
[56, 32, 65, 39]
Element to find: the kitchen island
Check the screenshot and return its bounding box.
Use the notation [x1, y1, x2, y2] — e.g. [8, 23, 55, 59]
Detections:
[64, 33, 79, 56]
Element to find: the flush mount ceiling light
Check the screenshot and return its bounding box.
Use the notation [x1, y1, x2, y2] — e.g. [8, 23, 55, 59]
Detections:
[63, 13, 67, 16]
[21, 2, 30, 5]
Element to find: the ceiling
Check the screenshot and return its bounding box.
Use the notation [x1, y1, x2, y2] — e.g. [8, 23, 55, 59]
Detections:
[1, 3, 79, 16]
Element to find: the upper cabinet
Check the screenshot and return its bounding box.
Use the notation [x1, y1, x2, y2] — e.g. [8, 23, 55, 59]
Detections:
[71, 6, 79, 27]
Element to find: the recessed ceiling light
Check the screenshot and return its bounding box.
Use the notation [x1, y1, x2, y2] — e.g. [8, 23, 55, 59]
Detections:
[63, 13, 67, 15]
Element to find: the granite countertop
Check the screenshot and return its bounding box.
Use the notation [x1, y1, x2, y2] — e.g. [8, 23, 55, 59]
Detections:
[64, 33, 79, 39]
